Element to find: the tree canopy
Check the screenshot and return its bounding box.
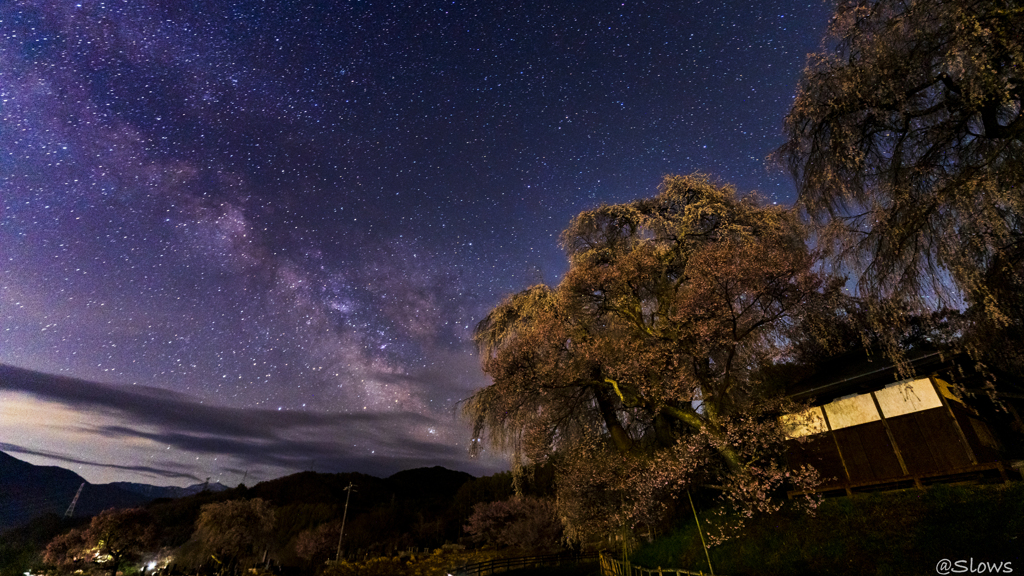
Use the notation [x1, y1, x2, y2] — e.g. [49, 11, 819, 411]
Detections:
[292, 521, 340, 567]
[466, 174, 836, 543]
[463, 496, 562, 553]
[43, 508, 157, 576]
[192, 499, 275, 572]
[775, 0, 1023, 343]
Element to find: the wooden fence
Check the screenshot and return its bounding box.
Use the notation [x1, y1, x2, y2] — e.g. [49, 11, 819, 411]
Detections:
[449, 551, 598, 576]
[599, 551, 716, 576]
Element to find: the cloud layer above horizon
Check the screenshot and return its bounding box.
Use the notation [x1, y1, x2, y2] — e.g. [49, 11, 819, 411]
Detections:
[0, 365, 501, 484]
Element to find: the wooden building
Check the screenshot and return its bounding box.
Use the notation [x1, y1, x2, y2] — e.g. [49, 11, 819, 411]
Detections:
[782, 351, 1024, 496]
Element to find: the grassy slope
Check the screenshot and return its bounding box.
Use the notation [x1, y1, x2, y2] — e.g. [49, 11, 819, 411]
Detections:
[631, 483, 1024, 576]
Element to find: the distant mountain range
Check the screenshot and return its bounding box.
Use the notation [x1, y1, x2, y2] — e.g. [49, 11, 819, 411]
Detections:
[0, 451, 226, 531]
[106, 480, 230, 500]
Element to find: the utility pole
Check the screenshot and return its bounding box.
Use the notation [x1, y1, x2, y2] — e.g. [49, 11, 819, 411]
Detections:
[64, 483, 84, 519]
[335, 483, 356, 562]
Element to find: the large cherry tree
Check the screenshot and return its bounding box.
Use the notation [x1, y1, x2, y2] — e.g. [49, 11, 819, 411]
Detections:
[466, 174, 836, 543]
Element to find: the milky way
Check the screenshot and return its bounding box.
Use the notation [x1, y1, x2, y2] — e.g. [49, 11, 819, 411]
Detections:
[0, 0, 831, 485]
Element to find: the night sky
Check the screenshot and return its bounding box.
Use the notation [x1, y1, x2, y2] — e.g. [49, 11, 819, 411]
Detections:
[0, 0, 831, 487]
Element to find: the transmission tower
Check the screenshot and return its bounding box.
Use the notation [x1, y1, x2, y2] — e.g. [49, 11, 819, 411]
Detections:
[64, 483, 84, 519]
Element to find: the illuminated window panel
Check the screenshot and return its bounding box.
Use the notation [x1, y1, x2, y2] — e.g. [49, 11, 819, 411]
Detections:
[824, 394, 880, 429]
[874, 378, 943, 417]
[780, 406, 828, 438]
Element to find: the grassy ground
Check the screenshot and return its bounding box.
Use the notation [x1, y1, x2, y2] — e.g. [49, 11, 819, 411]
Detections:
[630, 482, 1024, 576]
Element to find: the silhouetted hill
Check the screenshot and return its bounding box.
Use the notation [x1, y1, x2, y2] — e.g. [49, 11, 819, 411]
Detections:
[240, 467, 474, 518]
[234, 467, 479, 560]
[0, 451, 153, 531]
[387, 466, 474, 515]
[2, 451, 486, 541]
[387, 466, 474, 500]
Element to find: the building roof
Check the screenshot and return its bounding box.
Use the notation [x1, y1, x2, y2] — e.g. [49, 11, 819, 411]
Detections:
[786, 347, 968, 404]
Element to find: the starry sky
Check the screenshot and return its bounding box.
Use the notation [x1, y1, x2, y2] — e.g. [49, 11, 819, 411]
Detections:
[0, 0, 832, 487]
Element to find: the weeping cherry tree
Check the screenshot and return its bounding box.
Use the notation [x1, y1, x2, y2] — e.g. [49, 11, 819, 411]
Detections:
[465, 174, 839, 544]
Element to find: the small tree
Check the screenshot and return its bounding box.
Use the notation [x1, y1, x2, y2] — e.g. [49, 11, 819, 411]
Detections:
[43, 528, 89, 572]
[293, 521, 339, 567]
[192, 499, 275, 575]
[464, 496, 562, 554]
[44, 508, 157, 576]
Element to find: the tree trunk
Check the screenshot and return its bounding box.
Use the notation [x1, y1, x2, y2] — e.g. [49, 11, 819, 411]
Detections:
[592, 386, 632, 453]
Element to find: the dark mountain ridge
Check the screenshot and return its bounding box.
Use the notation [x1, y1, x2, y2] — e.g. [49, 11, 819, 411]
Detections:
[0, 451, 225, 531]
[1, 450, 491, 541]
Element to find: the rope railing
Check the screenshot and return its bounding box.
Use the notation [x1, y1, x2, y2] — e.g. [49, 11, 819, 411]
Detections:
[449, 551, 598, 576]
[598, 551, 716, 576]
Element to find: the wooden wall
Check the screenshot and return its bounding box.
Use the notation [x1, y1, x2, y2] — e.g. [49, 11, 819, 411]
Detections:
[783, 377, 1006, 492]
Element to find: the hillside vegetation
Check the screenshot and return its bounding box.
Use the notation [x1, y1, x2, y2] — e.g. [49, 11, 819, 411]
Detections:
[0, 465, 559, 576]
